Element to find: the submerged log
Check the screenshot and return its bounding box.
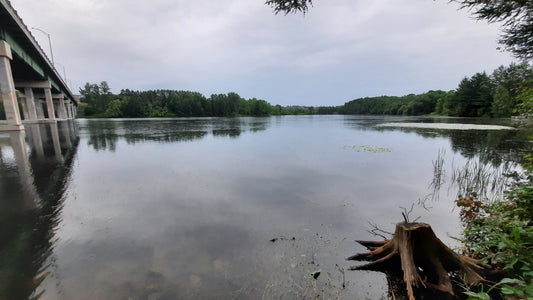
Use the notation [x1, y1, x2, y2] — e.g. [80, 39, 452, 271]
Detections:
[347, 222, 492, 300]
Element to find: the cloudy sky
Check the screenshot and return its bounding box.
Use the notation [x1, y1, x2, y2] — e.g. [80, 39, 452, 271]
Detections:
[10, 0, 514, 106]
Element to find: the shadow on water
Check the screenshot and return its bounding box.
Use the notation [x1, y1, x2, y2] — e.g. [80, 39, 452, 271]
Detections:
[0, 121, 79, 299]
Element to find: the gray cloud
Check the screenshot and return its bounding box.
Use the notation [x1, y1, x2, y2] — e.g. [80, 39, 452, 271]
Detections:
[11, 0, 513, 105]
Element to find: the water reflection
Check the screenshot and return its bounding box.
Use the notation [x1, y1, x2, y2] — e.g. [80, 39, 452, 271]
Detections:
[2, 116, 530, 299]
[0, 121, 79, 299]
[80, 117, 270, 151]
[345, 115, 532, 166]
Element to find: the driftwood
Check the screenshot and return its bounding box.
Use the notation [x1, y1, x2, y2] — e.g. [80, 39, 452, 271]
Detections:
[347, 222, 493, 300]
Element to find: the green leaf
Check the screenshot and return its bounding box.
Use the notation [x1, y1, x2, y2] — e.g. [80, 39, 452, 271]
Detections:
[499, 278, 523, 285]
[501, 286, 514, 295]
[501, 285, 525, 296]
[497, 241, 507, 250]
[463, 291, 490, 299]
[525, 284, 533, 295]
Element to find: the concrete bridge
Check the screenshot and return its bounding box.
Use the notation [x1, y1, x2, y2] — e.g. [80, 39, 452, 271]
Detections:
[0, 0, 77, 131]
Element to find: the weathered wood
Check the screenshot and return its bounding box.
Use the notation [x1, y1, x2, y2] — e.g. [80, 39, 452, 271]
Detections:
[347, 222, 492, 300]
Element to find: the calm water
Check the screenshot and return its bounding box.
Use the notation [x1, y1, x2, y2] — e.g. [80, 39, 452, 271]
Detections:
[0, 115, 530, 299]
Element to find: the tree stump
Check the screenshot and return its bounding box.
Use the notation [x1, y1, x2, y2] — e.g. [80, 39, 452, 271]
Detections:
[347, 222, 492, 300]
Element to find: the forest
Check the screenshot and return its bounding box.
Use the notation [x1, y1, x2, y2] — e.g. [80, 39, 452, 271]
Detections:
[79, 84, 274, 118]
[1, 61, 528, 120]
[75, 62, 532, 119]
[344, 62, 533, 117]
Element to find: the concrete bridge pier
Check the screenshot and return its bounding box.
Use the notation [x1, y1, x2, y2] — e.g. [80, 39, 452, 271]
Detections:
[53, 93, 68, 120]
[36, 99, 45, 120]
[16, 82, 59, 123]
[64, 100, 73, 119]
[44, 85, 56, 122]
[0, 40, 24, 131]
[21, 87, 39, 123]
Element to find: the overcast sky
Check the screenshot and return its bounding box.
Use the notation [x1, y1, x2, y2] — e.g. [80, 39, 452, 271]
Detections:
[10, 0, 514, 106]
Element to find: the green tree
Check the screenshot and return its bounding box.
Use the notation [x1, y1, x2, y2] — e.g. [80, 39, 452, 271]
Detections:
[449, 72, 495, 117]
[104, 99, 123, 118]
[491, 85, 513, 117]
[79, 81, 114, 116]
[491, 63, 533, 99]
[120, 95, 148, 118]
[515, 86, 533, 116]
[249, 98, 273, 116]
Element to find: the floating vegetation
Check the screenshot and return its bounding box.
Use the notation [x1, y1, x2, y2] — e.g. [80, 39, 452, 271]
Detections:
[341, 145, 393, 153]
[377, 123, 515, 130]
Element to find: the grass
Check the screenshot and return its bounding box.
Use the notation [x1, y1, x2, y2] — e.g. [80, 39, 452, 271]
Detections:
[458, 155, 533, 299]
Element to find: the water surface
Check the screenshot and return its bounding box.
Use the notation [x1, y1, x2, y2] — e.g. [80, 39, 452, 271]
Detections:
[0, 115, 530, 299]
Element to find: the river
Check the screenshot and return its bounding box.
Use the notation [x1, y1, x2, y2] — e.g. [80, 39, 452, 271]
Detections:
[0, 115, 530, 299]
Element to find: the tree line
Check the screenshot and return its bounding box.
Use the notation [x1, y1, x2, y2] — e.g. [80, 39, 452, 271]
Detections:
[79, 84, 274, 118]
[344, 63, 533, 118]
[78, 63, 531, 119]
[78, 83, 346, 118]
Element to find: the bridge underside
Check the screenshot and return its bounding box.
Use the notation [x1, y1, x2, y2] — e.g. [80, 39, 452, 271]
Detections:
[0, 0, 77, 131]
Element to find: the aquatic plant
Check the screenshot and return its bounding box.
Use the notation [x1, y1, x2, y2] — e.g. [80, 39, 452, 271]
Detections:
[459, 155, 533, 299]
[341, 145, 393, 153]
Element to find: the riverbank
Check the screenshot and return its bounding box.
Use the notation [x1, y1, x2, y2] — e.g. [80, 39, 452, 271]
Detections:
[460, 155, 532, 299]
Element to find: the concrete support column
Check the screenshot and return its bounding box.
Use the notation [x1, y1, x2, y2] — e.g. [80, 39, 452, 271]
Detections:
[58, 97, 67, 119]
[0, 41, 24, 131]
[53, 100, 59, 118]
[64, 102, 70, 119]
[68, 103, 73, 119]
[24, 88, 38, 122]
[44, 87, 56, 122]
[36, 100, 45, 120]
[64, 101, 72, 119]
[69, 104, 74, 119]
[20, 92, 29, 120]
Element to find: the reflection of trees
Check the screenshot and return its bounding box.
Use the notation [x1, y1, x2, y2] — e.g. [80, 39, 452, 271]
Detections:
[0, 124, 79, 299]
[448, 129, 531, 165]
[248, 119, 269, 133]
[84, 117, 273, 150]
[371, 124, 532, 166]
[87, 133, 118, 152]
[86, 121, 118, 152]
[211, 117, 270, 137]
[124, 131, 208, 144]
[212, 129, 242, 138]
